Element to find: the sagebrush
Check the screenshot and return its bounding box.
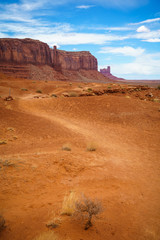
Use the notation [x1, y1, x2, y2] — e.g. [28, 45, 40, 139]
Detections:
[75, 195, 102, 230]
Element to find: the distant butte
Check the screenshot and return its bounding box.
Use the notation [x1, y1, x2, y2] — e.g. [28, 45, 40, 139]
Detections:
[100, 66, 125, 81]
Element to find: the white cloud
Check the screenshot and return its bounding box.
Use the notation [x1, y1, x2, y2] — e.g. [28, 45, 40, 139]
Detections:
[99, 46, 145, 57]
[136, 25, 150, 33]
[130, 17, 160, 25]
[142, 38, 160, 42]
[90, 26, 132, 31]
[17, 33, 128, 45]
[134, 29, 160, 40]
[100, 49, 160, 79]
[76, 5, 94, 9]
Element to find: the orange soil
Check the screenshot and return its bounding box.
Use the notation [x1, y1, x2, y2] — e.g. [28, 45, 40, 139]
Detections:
[0, 76, 160, 240]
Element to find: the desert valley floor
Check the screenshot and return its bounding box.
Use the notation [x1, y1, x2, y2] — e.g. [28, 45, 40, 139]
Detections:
[0, 75, 160, 240]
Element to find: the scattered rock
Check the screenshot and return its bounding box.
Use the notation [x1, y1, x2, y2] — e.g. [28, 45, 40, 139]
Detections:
[146, 93, 153, 98]
[4, 96, 13, 101]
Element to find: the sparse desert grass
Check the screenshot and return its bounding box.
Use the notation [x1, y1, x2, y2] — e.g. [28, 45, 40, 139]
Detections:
[0, 159, 16, 167]
[157, 85, 160, 90]
[0, 140, 7, 145]
[87, 142, 97, 152]
[7, 127, 15, 132]
[68, 92, 78, 97]
[46, 215, 62, 229]
[32, 231, 58, 240]
[62, 144, 71, 151]
[21, 88, 28, 91]
[61, 191, 78, 216]
[0, 215, 5, 232]
[153, 98, 160, 103]
[51, 94, 57, 98]
[74, 195, 102, 230]
[87, 88, 93, 92]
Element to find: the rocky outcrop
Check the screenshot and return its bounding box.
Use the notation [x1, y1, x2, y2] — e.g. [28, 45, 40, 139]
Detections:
[0, 38, 97, 71]
[0, 38, 105, 81]
[100, 66, 124, 81]
[51, 46, 97, 71]
[0, 38, 52, 65]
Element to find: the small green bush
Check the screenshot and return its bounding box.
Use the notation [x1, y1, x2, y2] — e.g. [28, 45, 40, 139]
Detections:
[51, 94, 57, 98]
[87, 142, 96, 152]
[87, 88, 93, 92]
[21, 88, 28, 91]
[62, 144, 71, 151]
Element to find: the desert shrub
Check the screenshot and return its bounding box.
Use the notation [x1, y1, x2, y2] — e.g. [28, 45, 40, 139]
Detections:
[36, 90, 42, 93]
[62, 144, 71, 151]
[87, 88, 93, 92]
[51, 94, 57, 98]
[61, 191, 78, 216]
[21, 88, 28, 91]
[0, 159, 16, 167]
[75, 195, 102, 230]
[157, 85, 160, 90]
[0, 140, 7, 145]
[46, 216, 62, 229]
[0, 215, 5, 232]
[32, 231, 57, 240]
[153, 98, 160, 103]
[87, 142, 96, 152]
[68, 92, 77, 97]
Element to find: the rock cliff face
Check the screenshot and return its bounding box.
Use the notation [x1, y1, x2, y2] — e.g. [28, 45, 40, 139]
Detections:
[0, 38, 52, 65]
[0, 38, 102, 81]
[51, 46, 97, 71]
[0, 38, 97, 71]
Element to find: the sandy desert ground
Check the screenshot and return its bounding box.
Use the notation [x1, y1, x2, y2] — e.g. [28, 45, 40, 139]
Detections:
[0, 74, 160, 240]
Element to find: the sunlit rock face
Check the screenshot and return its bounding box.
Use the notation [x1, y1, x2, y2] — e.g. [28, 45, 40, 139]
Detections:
[0, 39, 97, 71]
[0, 38, 52, 65]
[51, 46, 98, 71]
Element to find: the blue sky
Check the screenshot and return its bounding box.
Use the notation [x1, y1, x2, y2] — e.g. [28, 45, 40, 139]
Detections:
[0, 0, 160, 79]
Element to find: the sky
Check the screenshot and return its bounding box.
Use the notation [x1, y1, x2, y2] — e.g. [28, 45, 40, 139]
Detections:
[0, 0, 160, 79]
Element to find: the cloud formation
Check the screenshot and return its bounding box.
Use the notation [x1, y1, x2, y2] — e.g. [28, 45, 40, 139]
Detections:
[100, 46, 145, 57]
[136, 25, 150, 33]
[76, 5, 94, 9]
[100, 46, 160, 79]
[130, 17, 160, 25]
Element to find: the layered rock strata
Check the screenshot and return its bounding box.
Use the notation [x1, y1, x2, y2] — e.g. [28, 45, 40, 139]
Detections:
[0, 38, 97, 71]
[0, 38, 52, 65]
[51, 46, 97, 71]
